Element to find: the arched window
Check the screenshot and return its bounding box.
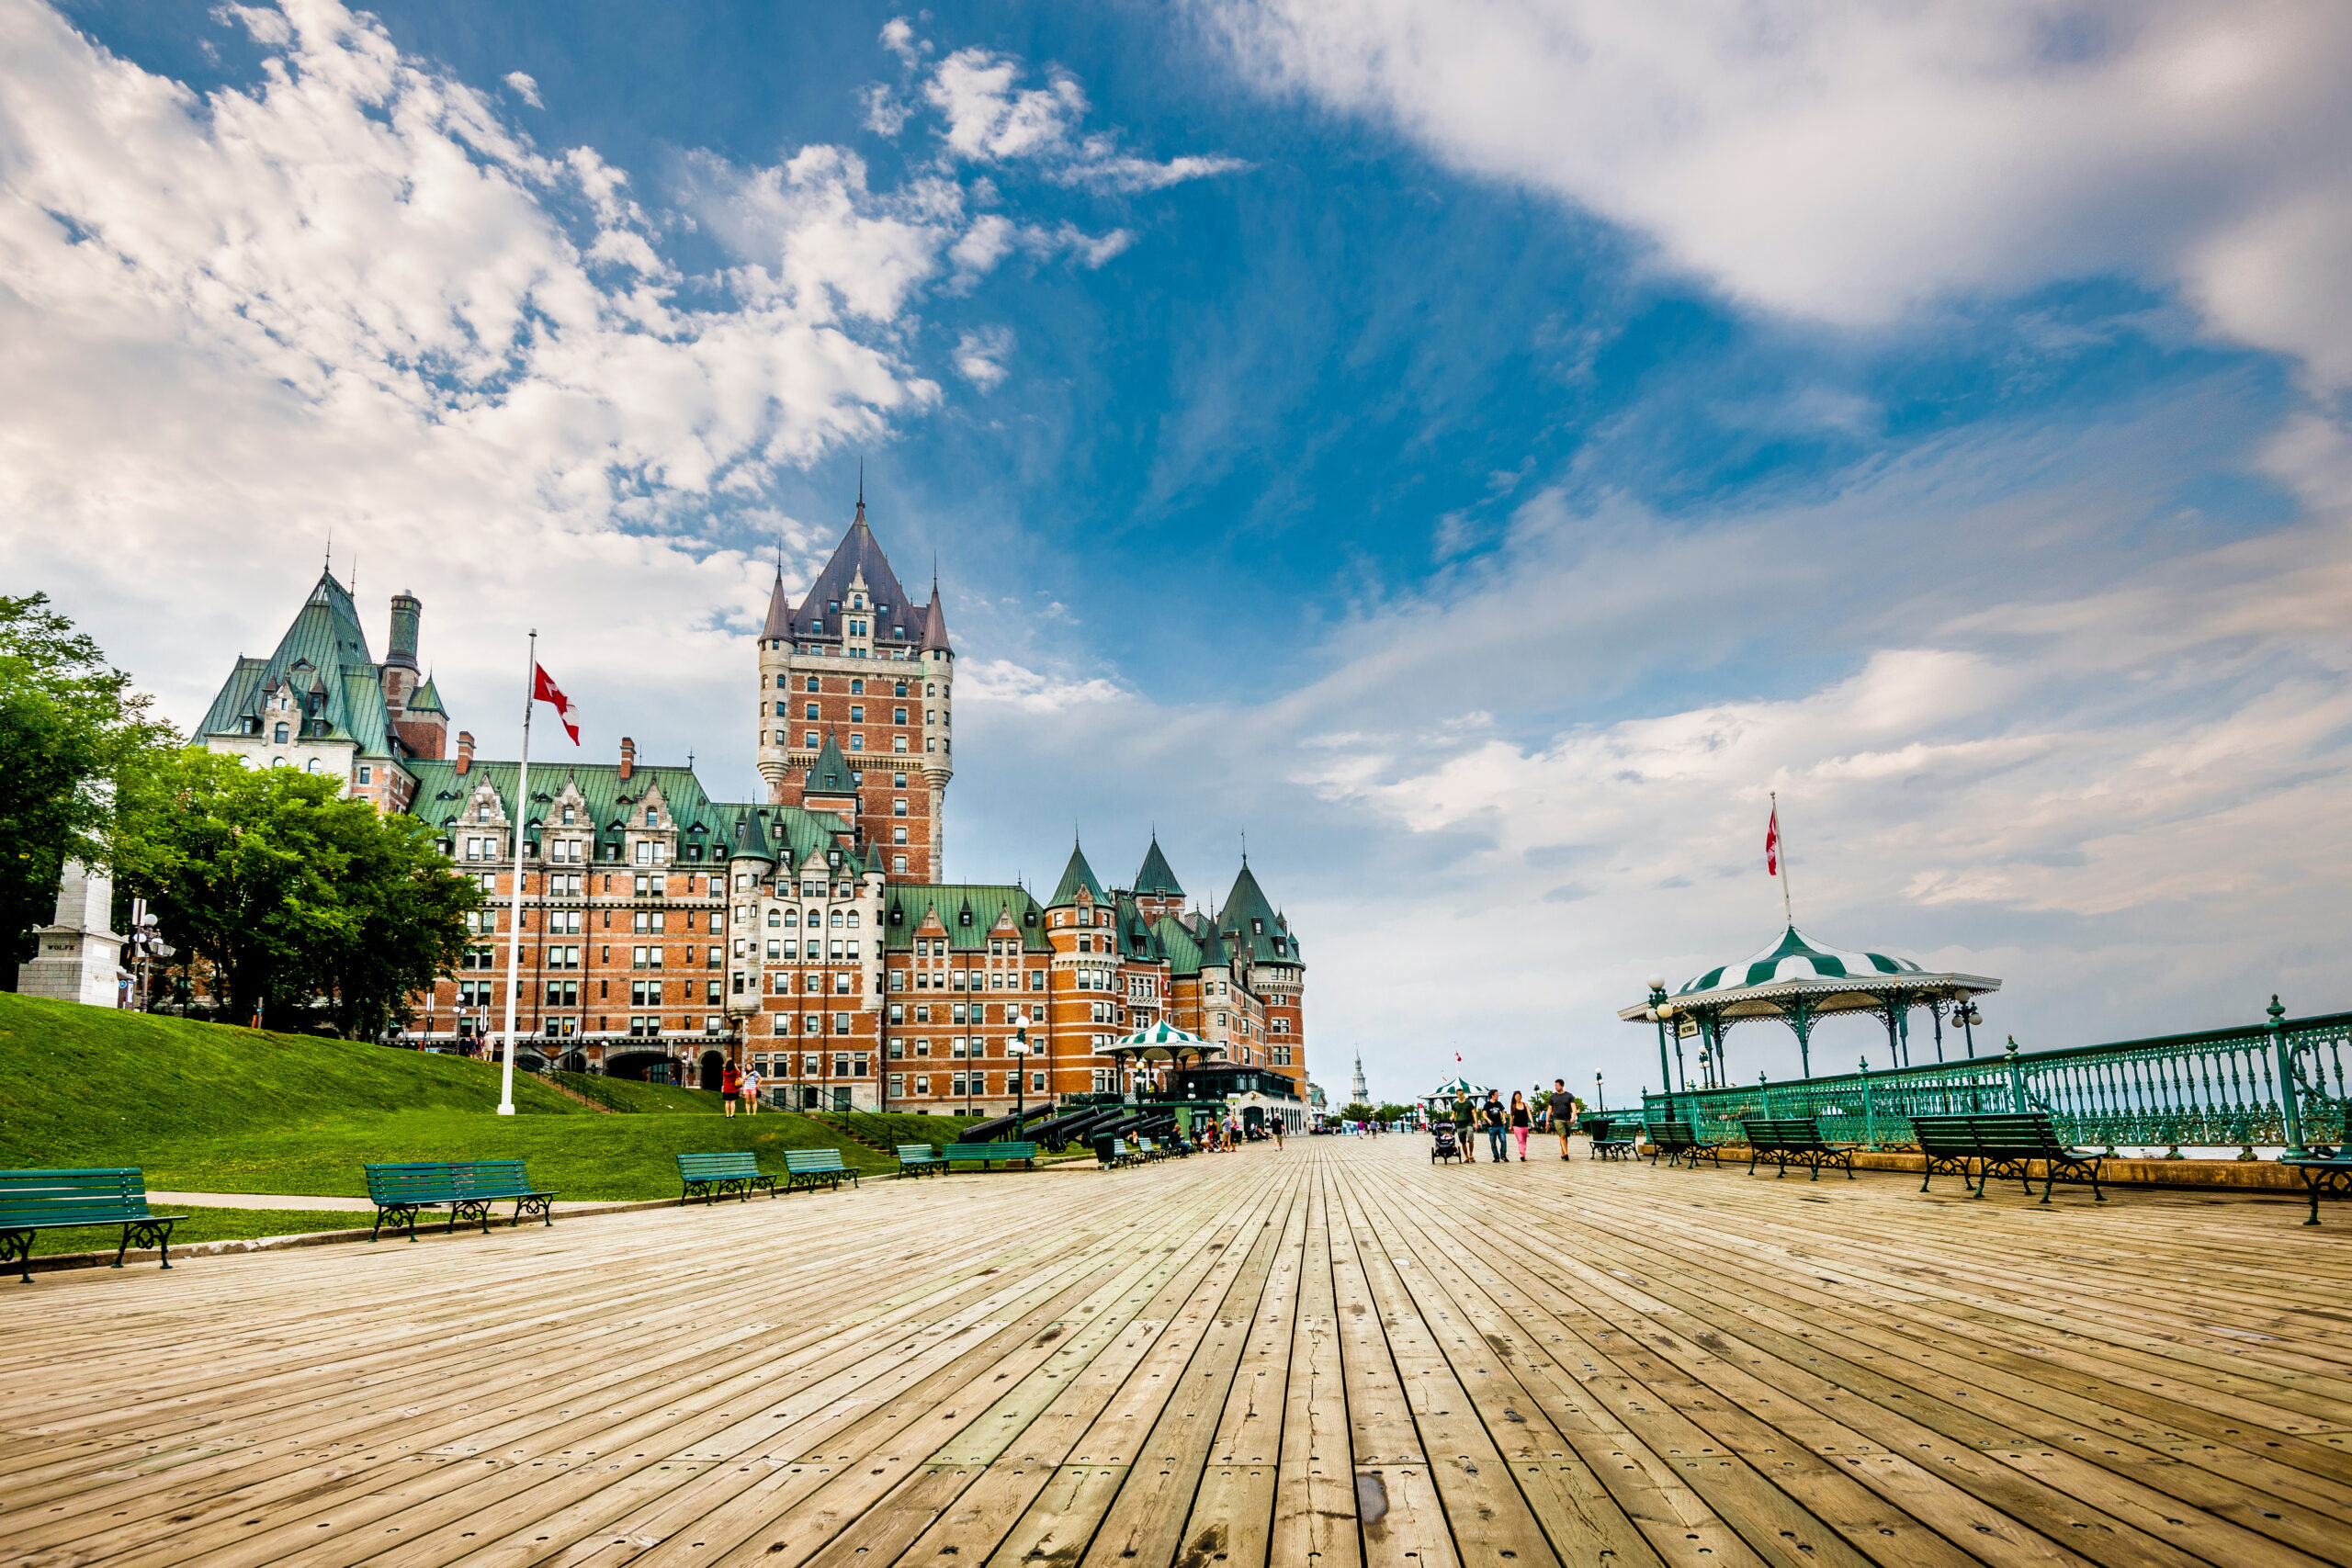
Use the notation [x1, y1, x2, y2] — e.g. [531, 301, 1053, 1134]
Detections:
[305, 758, 321, 773]
[273, 722, 289, 743]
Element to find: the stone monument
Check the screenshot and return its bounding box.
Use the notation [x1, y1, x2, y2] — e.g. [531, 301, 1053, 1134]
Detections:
[19, 860, 125, 1008]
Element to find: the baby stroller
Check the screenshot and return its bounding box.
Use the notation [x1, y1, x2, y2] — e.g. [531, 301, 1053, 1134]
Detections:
[1430, 1122, 1462, 1164]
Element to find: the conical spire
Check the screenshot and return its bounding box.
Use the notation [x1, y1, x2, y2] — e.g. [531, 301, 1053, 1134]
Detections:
[921, 584, 951, 652]
[1134, 835, 1182, 897]
[761, 568, 794, 639]
[1049, 840, 1105, 908]
[804, 730, 858, 798]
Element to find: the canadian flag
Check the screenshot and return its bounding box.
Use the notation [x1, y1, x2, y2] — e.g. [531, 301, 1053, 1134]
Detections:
[533, 664, 581, 745]
[1765, 806, 1781, 876]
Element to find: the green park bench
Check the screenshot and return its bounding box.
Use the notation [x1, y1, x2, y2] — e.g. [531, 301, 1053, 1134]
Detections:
[364, 1160, 558, 1242]
[1578, 1117, 1634, 1160]
[1645, 1120, 1727, 1169]
[1911, 1112, 2107, 1204]
[1134, 1137, 1163, 1161]
[1740, 1117, 1858, 1181]
[2284, 1149, 2352, 1225]
[1, 1168, 186, 1284]
[946, 1141, 1036, 1172]
[676, 1151, 779, 1205]
[1092, 1135, 1133, 1169]
[895, 1143, 945, 1178]
[781, 1148, 857, 1193]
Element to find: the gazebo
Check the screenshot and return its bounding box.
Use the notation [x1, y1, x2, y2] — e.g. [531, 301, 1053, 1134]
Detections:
[1419, 1075, 1489, 1116]
[1102, 1019, 1222, 1094]
[1619, 925, 2001, 1086]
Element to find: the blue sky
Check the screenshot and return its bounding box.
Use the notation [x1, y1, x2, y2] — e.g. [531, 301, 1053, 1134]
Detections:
[6, 0, 2349, 1101]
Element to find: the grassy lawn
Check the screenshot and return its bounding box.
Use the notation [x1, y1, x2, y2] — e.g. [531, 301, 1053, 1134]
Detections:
[0, 993, 892, 1201]
[133, 1111, 891, 1200]
[28, 1204, 374, 1258]
[822, 1111, 988, 1149]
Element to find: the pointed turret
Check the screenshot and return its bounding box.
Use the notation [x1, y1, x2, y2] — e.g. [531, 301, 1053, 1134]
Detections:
[803, 730, 858, 800]
[1134, 836, 1182, 898]
[761, 570, 794, 639]
[1049, 841, 1105, 908]
[920, 588, 951, 653]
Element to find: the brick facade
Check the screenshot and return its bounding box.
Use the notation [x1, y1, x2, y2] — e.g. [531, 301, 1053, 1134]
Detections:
[199, 503, 1306, 1112]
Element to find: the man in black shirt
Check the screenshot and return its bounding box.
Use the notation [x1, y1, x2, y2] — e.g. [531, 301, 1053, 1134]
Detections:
[1549, 1078, 1577, 1160]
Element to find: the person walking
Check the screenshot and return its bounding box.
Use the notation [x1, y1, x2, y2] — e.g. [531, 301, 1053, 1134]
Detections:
[741, 1063, 762, 1116]
[1549, 1077, 1577, 1160]
[1453, 1092, 1477, 1162]
[722, 1060, 741, 1117]
[1510, 1091, 1532, 1161]
[1482, 1090, 1510, 1164]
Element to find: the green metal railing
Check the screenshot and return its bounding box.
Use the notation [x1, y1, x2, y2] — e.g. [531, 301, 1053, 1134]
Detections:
[1640, 1002, 2351, 1157]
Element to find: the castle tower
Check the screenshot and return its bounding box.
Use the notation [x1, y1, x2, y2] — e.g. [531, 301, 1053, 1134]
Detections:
[754, 490, 951, 882]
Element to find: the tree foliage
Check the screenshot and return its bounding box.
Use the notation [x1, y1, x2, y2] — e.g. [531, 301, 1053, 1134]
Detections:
[0, 594, 175, 979]
[115, 749, 480, 1037]
[1373, 1101, 1415, 1124]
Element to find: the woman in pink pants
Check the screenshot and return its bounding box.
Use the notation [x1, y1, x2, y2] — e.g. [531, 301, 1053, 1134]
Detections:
[1510, 1091, 1532, 1161]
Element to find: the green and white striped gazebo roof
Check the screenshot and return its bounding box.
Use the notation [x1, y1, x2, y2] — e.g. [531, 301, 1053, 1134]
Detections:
[1420, 1075, 1489, 1103]
[1619, 925, 2000, 1025]
[1103, 1019, 1220, 1060]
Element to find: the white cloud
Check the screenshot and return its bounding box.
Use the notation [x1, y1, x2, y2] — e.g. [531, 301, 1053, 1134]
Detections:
[503, 70, 541, 108]
[958, 659, 1126, 713]
[882, 28, 1249, 197]
[1211, 0, 2352, 385]
[952, 325, 1015, 390]
[0, 0, 1095, 778]
[950, 404, 2352, 1100]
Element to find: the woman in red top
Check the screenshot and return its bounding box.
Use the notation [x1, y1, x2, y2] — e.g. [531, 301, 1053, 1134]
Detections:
[722, 1062, 741, 1117]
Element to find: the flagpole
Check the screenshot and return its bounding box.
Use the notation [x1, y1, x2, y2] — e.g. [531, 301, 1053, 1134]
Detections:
[497, 630, 536, 1116]
[1772, 789, 1793, 928]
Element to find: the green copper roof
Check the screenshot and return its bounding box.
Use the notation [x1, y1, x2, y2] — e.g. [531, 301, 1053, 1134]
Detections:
[1219, 862, 1302, 966]
[1153, 913, 1204, 977]
[1133, 837, 1182, 897]
[804, 731, 858, 796]
[1114, 896, 1164, 962]
[884, 883, 1047, 952]
[1048, 841, 1105, 908]
[405, 675, 446, 715]
[196, 570, 396, 758]
[405, 760, 851, 878]
[1193, 912, 1229, 969]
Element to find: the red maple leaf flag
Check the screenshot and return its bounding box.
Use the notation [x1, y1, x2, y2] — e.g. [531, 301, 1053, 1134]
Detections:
[1765, 805, 1780, 876]
[533, 664, 581, 745]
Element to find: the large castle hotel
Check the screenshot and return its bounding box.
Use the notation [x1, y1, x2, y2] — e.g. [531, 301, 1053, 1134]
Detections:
[198, 502, 1307, 1113]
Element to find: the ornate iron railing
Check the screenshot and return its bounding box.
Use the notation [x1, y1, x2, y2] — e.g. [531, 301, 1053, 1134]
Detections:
[1640, 1003, 2352, 1156]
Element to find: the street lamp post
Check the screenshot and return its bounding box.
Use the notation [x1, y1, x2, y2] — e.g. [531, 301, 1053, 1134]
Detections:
[1955, 1000, 1982, 1058]
[1646, 975, 1676, 1131]
[1010, 1027, 1029, 1125]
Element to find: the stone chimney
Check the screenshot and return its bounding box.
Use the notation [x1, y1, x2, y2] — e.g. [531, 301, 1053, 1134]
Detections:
[619, 736, 636, 782]
[455, 730, 474, 776]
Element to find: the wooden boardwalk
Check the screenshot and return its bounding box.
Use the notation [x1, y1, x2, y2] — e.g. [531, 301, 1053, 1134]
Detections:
[3, 1135, 2348, 1568]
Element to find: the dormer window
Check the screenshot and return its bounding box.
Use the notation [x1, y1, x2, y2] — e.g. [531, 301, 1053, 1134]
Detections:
[562, 807, 575, 826]
[477, 806, 492, 824]
[273, 722, 289, 744]
[646, 807, 658, 827]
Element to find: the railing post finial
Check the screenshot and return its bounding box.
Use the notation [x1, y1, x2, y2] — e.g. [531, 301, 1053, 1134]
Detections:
[2268, 993, 2307, 1158]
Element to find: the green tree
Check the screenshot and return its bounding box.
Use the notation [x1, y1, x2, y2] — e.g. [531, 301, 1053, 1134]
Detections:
[115, 749, 479, 1034]
[1338, 1101, 1375, 1122]
[1373, 1101, 1414, 1125]
[0, 594, 175, 983]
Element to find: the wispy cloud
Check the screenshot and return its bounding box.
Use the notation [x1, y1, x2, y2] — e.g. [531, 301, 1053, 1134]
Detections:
[871, 19, 1251, 196]
[1212, 0, 2352, 386]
